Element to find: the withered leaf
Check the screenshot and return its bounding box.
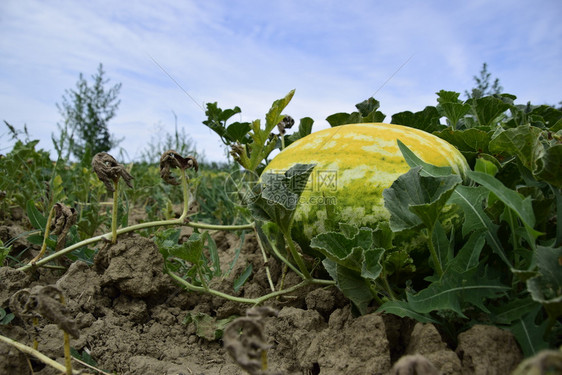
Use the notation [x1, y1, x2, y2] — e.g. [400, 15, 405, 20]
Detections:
[9, 285, 79, 339]
[92, 152, 134, 193]
[50, 203, 77, 250]
[160, 150, 199, 185]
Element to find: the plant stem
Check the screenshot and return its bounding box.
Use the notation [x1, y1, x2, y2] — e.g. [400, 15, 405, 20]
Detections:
[178, 168, 190, 221]
[111, 180, 118, 244]
[283, 229, 311, 279]
[426, 226, 443, 277]
[60, 294, 73, 375]
[17, 217, 255, 272]
[166, 268, 334, 305]
[0, 334, 72, 374]
[63, 331, 72, 375]
[28, 205, 56, 265]
[380, 271, 397, 301]
[253, 227, 276, 292]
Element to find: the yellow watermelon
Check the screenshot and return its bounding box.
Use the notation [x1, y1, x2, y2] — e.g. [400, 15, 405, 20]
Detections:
[262, 123, 468, 240]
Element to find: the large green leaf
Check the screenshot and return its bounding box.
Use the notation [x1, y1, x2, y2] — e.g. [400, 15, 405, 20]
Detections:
[405, 266, 509, 317]
[323, 258, 374, 315]
[535, 144, 562, 187]
[383, 166, 461, 231]
[251, 163, 315, 233]
[469, 96, 512, 127]
[489, 125, 544, 171]
[437, 102, 471, 128]
[508, 307, 550, 357]
[310, 225, 385, 280]
[467, 170, 538, 231]
[526, 245, 562, 322]
[326, 97, 385, 126]
[433, 128, 492, 154]
[391, 106, 443, 132]
[489, 296, 538, 325]
[377, 300, 439, 324]
[448, 185, 511, 267]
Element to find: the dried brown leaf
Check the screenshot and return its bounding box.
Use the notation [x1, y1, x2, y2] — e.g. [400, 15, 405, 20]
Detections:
[276, 115, 294, 136]
[223, 307, 279, 375]
[50, 203, 77, 250]
[159, 150, 198, 185]
[9, 285, 79, 339]
[92, 152, 134, 192]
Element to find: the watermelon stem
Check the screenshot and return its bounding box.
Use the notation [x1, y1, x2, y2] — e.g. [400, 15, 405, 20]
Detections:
[426, 227, 444, 277]
[282, 228, 312, 279]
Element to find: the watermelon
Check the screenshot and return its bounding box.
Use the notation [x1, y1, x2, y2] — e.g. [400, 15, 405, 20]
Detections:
[262, 123, 469, 240]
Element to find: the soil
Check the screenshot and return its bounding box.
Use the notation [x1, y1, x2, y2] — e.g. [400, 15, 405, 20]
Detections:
[0, 219, 526, 375]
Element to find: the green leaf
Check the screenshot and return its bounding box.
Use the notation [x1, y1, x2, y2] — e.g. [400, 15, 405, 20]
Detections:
[437, 102, 471, 128]
[489, 296, 538, 325]
[474, 157, 498, 176]
[323, 258, 374, 315]
[286, 117, 314, 147]
[203, 232, 221, 277]
[377, 300, 439, 324]
[526, 245, 562, 322]
[467, 170, 542, 240]
[325, 97, 385, 126]
[535, 144, 562, 187]
[406, 266, 509, 317]
[310, 225, 385, 280]
[448, 185, 511, 267]
[508, 307, 550, 357]
[170, 232, 205, 264]
[251, 163, 315, 233]
[444, 231, 486, 274]
[489, 125, 544, 171]
[183, 312, 237, 341]
[396, 140, 454, 177]
[265, 89, 295, 135]
[432, 220, 451, 268]
[433, 128, 492, 154]
[436, 90, 462, 104]
[391, 106, 443, 132]
[26, 199, 47, 230]
[469, 96, 511, 127]
[225, 122, 251, 143]
[234, 264, 252, 292]
[383, 166, 461, 231]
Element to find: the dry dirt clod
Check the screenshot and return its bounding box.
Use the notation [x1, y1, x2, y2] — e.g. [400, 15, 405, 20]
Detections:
[159, 150, 198, 185]
[92, 152, 134, 192]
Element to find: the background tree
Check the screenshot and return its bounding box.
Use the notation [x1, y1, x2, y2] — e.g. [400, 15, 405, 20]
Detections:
[465, 62, 503, 99]
[53, 63, 122, 161]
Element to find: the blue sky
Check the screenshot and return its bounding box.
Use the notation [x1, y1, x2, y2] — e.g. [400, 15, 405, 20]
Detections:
[1, 0, 561, 162]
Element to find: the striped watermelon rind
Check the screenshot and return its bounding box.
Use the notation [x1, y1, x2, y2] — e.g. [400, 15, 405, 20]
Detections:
[262, 123, 469, 240]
